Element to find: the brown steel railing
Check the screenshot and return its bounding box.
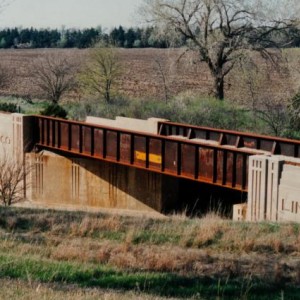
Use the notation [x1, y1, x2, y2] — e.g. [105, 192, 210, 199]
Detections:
[158, 121, 300, 158]
[33, 116, 279, 192]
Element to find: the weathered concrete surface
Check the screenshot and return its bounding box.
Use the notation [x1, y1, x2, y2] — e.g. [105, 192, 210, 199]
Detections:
[246, 156, 268, 222]
[247, 155, 300, 222]
[233, 203, 247, 221]
[278, 162, 300, 222]
[0, 112, 34, 160]
[26, 151, 179, 213]
[86, 116, 168, 134]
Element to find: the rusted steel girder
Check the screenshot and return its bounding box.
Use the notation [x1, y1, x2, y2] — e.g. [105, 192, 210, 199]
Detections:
[158, 121, 300, 158]
[32, 116, 286, 192]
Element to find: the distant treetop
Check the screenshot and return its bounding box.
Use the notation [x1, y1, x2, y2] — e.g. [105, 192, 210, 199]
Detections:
[0, 24, 299, 50]
[0, 26, 170, 49]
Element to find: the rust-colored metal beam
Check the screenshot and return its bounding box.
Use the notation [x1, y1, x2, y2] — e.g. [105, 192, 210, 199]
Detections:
[33, 115, 279, 192]
[158, 121, 300, 158]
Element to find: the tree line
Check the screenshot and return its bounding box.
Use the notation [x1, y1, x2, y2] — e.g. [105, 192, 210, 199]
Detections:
[3, 25, 300, 50]
[0, 26, 169, 49]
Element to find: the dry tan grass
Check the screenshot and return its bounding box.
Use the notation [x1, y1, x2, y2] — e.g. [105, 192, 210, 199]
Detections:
[69, 215, 122, 237]
[0, 278, 175, 300]
[1, 208, 300, 286]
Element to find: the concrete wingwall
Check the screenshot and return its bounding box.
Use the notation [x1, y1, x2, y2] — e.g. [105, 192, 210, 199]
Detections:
[0, 112, 35, 203]
[26, 151, 179, 213]
[246, 155, 300, 222]
[0, 112, 34, 161]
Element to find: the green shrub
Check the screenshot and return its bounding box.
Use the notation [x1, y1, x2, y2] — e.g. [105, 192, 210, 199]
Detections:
[41, 103, 67, 118]
[65, 95, 252, 132]
[0, 102, 20, 113]
[62, 93, 293, 137]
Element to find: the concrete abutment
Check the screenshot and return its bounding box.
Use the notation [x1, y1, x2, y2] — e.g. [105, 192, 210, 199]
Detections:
[26, 151, 180, 213]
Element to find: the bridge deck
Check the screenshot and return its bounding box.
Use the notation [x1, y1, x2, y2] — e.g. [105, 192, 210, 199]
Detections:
[34, 116, 300, 192]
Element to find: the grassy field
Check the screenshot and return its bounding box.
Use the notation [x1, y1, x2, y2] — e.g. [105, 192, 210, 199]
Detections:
[0, 206, 299, 299]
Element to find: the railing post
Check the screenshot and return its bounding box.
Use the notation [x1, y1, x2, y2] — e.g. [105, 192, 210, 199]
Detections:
[58, 121, 61, 148]
[90, 127, 94, 156]
[103, 129, 107, 158]
[194, 145, 199, 179]
[40, 118, 44, 145]
[232, 152, 237, 188]
[213, 148, 218, 183]
[177, 142, 182, 175]
[161, 139, 165, 172]
[79, 125, 83, 153]
[68, 123, 72, 150]
[46, 119, 50, 146]
[117, 132, 121, 161]
[51, 120, 55, 147]
[242, 154, 248, 190]
[130, 134, 134, 164]
[146, 136, 150, 168]
[222, 150, 227, 185]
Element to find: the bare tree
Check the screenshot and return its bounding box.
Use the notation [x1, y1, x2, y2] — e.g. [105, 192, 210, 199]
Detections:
[256, 101, 288, 136]
[33, 53, 79, 104]
[154, 58, 170, 103]
[79, 44, 122, 103]
[141, 0, 299, 99]
[0, 153, 28, 206]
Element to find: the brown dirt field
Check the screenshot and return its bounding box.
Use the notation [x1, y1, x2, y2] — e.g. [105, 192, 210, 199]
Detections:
[0, 48, 298, 103]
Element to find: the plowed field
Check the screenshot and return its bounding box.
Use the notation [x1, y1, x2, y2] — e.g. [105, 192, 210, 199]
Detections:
[0, 48, 297, 103]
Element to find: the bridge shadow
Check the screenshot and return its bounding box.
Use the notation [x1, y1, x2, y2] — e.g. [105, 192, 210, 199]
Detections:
[31, 150, 246, 217]
[69, 156, 178, 213]
[71, 155, 246, 217]
[173, 179, 247, 217]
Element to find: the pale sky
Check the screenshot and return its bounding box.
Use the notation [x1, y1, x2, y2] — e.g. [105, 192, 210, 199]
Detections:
[0, 0, 143, 30]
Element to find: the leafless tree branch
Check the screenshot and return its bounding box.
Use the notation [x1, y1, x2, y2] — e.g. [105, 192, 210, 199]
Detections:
[32, 53, 79, 103]
[141, 0, 300, 99]
[0, 151, 30, 206]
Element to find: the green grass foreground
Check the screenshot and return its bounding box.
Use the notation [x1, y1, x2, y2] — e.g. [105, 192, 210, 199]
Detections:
[0, 254, 297, 299]
[0, 207, 299, 299]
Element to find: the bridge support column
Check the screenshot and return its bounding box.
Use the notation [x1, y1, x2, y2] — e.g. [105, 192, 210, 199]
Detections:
[246, 155, 300, 223]
[247, 155, 268, 221]
[266, 156, 284, 222]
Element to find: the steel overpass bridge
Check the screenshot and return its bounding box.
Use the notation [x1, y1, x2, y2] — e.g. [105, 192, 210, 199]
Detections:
[33, 115, 300, 194]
